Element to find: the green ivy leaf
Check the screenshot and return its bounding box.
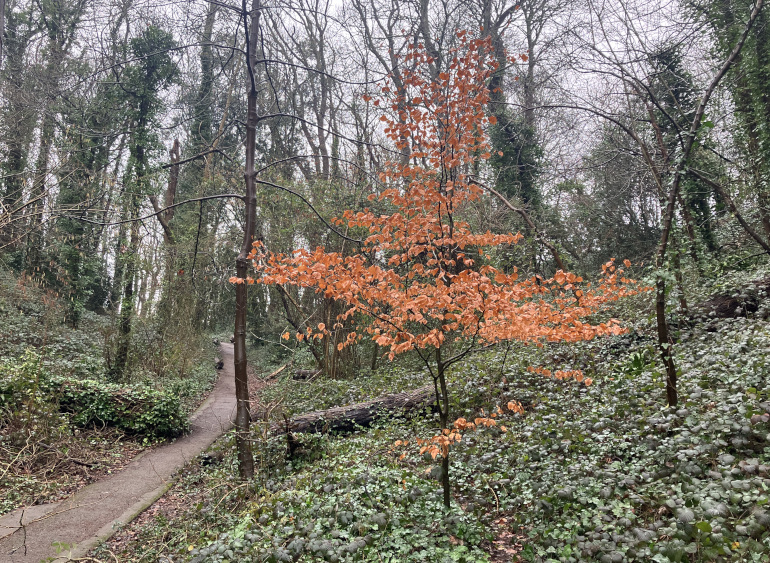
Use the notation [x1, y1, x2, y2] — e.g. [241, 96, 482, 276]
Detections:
[695, 521, 712, 533]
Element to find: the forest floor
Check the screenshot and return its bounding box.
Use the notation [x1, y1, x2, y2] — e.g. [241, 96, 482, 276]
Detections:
[81, 269, 770, 562]
[0, 344, 238, 562]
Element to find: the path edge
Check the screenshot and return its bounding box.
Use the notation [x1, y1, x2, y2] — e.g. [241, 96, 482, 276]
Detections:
[54, 480, 175, 562]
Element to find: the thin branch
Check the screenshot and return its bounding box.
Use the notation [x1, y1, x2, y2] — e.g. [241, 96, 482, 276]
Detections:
[160, 147, 232, 169]
[259, 58, 384, 85]
[255, 153, 382, 185]
[254, 178, 362, 243]
[468, 175, 565, 270]
[443, 339, 490, 370]
[243, 112, 395, 155]
[60, 194, 244, 226]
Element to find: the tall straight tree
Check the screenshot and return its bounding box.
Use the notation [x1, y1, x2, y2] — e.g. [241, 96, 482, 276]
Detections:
[25, 0, 88, 271]
[0, 1, 37, 256]
[232, 0, 262, 480]
[111, 25, 178, 380]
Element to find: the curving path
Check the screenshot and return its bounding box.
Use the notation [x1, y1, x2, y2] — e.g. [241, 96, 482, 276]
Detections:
[0, 344, 238, 562]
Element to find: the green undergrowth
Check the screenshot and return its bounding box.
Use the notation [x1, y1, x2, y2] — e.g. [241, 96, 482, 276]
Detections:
[0, 269, 218, 415]
[95, 273, 770, 562]
[1, 352, 186, 437]
[261, 357, 430, 414]
[0, 269, 108, 379]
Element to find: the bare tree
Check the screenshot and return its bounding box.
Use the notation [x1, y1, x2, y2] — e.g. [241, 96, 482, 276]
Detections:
[565, 0, 766, 405]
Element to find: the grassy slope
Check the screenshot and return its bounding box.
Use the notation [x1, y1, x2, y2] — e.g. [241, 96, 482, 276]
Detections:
[0, 270, 218, 514]
[93, 268, 770, 563]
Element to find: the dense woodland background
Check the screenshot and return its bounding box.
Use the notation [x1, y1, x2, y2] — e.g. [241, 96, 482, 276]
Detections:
[3, 0, 770, 561]
[2, 0, 769, 374]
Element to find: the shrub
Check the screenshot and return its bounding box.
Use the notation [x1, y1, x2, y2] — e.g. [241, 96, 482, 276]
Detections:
[0, 351, 71, 446]
[1, 352, 188, 439]
[45, 376, 188, 438]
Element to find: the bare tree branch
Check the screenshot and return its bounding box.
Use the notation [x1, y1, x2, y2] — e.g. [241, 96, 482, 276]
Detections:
[469, 175, 565, 270]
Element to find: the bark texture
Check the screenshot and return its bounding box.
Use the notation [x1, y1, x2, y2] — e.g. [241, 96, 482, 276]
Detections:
[267, 385, 435, 434]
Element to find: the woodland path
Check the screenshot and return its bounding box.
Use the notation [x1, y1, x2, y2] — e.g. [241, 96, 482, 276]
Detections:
[0, 344, 238, 562]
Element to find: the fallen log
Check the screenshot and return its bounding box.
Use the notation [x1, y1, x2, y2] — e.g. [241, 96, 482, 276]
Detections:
[294, 368, 321, 380]
[686, 278, 770, 333]
[266, 385, 436, 434]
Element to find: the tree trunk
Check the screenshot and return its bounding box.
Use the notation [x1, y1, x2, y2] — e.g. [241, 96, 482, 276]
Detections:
[435, 348, 451, 508]
[656, 278, 678, 407]
[370, 342, 379, 372]
[653, 0, 763, 407]
[113, 193, 139, 380]
[232, 0, 262, 481]
[110, 220, 127, 311]
[672, 245, 688, 315]
[0, 0, 5, 64]
[26, 112, 54, 272]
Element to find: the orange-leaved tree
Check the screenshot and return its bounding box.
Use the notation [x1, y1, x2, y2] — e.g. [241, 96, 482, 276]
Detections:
[238, 32, 639, 508]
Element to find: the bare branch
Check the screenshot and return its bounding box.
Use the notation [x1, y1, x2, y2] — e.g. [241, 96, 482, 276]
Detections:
[254, 178, 362, 243]
[688, 168, 770, 255]
[60, 194, 245, 227]
[469, 175, 565, 270]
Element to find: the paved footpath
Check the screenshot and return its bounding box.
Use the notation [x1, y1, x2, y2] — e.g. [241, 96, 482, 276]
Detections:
[0, 344, 238, 562]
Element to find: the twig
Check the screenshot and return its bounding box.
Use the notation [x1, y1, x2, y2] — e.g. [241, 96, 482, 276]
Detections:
[305, 369, 324, 383]
[487, 482, 500, 514]
[0, 443, 30, 480]
[266, 363, 288, 380]
[469, 175, 566, 270]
